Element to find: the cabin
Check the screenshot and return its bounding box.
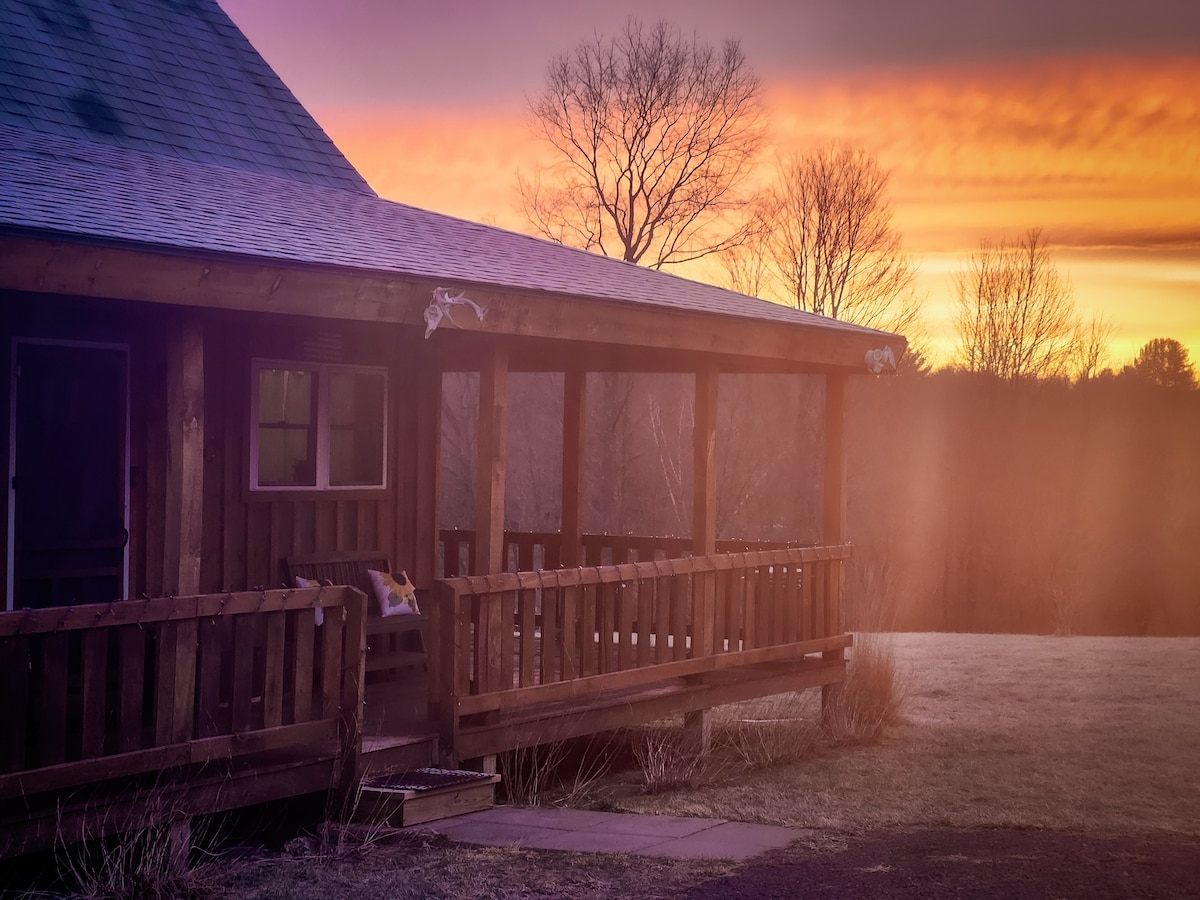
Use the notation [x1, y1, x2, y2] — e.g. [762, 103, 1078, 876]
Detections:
[0, 0, 904, 857]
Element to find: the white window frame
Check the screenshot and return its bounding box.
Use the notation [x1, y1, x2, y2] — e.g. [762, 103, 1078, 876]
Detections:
[249, 358, 388, 492]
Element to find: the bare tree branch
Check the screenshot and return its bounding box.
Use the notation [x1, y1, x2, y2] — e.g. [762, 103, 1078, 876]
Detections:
[520, 19, 765, 269]
[953, 229, 1092, 381]
[720, 144, 923, 344]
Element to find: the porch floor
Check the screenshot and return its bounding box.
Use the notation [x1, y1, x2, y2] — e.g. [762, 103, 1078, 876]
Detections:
[361, 671, 438, 774]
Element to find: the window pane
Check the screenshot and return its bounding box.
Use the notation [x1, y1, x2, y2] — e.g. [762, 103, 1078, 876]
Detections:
[257, 427, 316, 486]
[258, 369, 313, 426]
[257, 368, 317, 486]
[329, 371, 385, 486]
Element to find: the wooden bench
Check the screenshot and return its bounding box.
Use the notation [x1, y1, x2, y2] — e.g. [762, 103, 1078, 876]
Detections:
[285, 551, 428, 677]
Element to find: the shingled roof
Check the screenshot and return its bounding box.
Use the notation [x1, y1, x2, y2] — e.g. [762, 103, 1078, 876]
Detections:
[2, 123, 893, 338]
[0, 0, 902, 358]
[0, 0, 370, 194]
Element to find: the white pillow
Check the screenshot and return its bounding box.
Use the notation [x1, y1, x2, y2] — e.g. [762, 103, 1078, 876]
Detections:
[367, 569, 421, 616]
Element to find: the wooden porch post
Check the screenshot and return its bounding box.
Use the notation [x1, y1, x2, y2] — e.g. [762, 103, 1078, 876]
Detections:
[560, 367, 586, 568]
[823, 373, 846, 546]
[414, 348, 442, 589]
[693, 364, 718, 558]
[470, 343, 509, 774]
[686, 364, 718, 754]
[163, 317, 204, 597]
[822, 372, 847, 722]
[475, 343, 509, 576]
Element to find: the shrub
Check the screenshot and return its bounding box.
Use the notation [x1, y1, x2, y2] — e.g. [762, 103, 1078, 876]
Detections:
[823, 633, 907, 745]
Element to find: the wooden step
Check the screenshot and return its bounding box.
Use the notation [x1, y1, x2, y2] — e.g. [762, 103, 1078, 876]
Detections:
[352, 768, 502, 827]
[361, 733, 437, 774]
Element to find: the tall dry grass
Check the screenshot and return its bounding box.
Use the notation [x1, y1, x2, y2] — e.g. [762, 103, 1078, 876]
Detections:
[823, 633, 908, 745]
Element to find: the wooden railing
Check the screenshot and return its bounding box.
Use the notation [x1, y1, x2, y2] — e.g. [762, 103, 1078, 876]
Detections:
[0, 587, 366, 856]
[432, 545, 850, 761]
[438, 529, 811, 577]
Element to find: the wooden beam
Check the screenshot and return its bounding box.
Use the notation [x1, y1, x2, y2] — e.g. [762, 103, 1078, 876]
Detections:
[0, 236, 905, 372]
[693, 365, 718, 556]
[823, 373, 846, 545]
[474, 344, 509, 575]
[560, 367, 586, 568]
[163, 317, 204, 596]
[413, 345, 443, 589]
[692, 365, 718, 658]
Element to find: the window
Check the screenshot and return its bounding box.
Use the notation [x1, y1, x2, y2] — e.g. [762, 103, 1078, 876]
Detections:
[251, 360, 387, 491]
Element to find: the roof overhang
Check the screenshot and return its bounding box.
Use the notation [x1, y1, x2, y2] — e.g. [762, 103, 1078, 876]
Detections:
[0, 231, 906, 375]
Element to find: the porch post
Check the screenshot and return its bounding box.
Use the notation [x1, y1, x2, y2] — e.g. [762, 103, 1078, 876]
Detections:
[687, 364, 718, 753]
[560, 366, 586, 568]
[414, 347, 442, 589]
[163, 316, 204, 597]
[693, 364, 718, 557]
[475, 343, 509, 576]
[823, 373, 846, 545]
[822, 372, 847, 722]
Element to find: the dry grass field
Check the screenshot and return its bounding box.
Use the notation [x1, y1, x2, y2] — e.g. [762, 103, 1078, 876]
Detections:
[14, 633, 1197, 898]
[600, 633, 1200, 835]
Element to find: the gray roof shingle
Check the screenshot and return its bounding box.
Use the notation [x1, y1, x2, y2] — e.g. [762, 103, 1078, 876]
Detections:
[0, 123, 888, 339]
[0, 0, 370, 194]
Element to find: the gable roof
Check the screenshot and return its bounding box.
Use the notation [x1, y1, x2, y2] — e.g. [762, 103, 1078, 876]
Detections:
[0, 0, 904, 370]
[0, 0, 369, 194]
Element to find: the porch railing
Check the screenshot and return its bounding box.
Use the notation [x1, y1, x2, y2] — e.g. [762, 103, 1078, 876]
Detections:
[432, 544, 850, 761]
[438, 528, 812, 578]
[0, 587, 366, 856]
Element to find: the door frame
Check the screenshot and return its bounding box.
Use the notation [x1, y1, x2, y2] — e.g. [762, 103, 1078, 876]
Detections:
[7, 337, 132, 610]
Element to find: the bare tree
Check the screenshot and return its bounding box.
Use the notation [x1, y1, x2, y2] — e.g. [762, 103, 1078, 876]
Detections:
[1122, 338, 1198, 389]
[520, 19, 765, 269]
[953, 229, 1089, 381]
[761, 144, 922, 336]
[1073, 314, 1115, 381]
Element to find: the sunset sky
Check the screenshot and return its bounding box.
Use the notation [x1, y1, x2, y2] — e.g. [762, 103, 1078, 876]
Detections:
[220, 0, 1200, 368]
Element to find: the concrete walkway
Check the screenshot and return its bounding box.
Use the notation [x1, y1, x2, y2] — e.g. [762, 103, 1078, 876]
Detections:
[401, 806, 803, 860]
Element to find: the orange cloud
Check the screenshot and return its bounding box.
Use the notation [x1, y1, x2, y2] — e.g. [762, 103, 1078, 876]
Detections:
[314, 107, 541, 231]
[311, 55, 1200, 368]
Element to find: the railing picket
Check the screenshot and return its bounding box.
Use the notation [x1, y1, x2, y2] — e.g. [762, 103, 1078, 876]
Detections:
[2, 637, 31, 772]
[153, 622, 179, 747]
[232, 614, 256, 732]
[598, 581, 616, 673]
[560, 584, 579, 680]
[262, 611, 286, 728]
[80, 630, 109, 759]
[654, 573, 671, 664]
[38, 634, 70, 766]
[319, 605, 343, 718]
[518, 589, 536, 687]
[617, 580, 636, 670]
[117, 625, 144, 753]
[290, 610, 315, 725]
[540, 586, 559, 684]
[580, 583, 598, 675]
[671, 572, 689, 661]
[813, 559, 828, 639]
[636, 575, 653, 667]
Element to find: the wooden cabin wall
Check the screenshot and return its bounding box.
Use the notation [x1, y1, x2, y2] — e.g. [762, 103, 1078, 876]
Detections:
[194, 311, 422, 593]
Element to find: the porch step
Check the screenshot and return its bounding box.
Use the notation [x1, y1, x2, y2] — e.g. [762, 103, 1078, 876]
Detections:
[352, 768, 502, 827]
[361, 733, 438, 774]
